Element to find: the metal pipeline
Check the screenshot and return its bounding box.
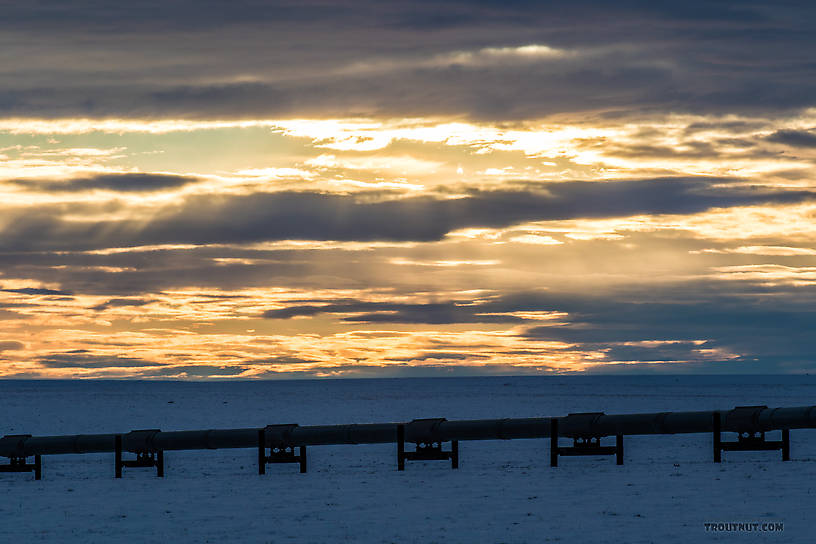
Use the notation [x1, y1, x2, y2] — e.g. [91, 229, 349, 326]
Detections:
[3, 405, 816, 458]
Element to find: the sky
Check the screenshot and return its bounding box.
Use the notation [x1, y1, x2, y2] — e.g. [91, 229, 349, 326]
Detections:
[2, 1, 816, 379]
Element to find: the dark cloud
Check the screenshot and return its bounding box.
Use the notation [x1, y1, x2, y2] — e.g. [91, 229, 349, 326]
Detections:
[91, 298, 154, 311]
[0, 341, 25, 351]
[578, 359, 785, 375]
[0, 2, 814, 119]
[0, 1, 354, 30]
[248, 356, 316, 366]
[766, 129, 816, 148]
[0, 214, 812, 300]
[37, 353, 164, 368]
[1, 177, 813, 252]
[598, 140, 775, 160]
[1, 287, 72, 296]
[263, 305, 329, 320]
[520, 288, 816, 372]
[600, 342, 713, 363]
[684, 120, 770, 135]
[389, 352, 491, 362]
[264, 300, 526, 324]
[0, 246, 315, 295]
[251, 362, 552, 379]
[144, 365, 248, 377]
[265, 285, 816, 372]
[10, 173, 198, 193]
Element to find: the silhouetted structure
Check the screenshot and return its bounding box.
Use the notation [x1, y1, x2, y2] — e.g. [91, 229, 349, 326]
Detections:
[550, 415, 624, 467]
[1, 405, 810, 480]
[397, 419, 459, 470]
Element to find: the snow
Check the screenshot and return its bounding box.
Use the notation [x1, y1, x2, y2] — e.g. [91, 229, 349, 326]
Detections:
[1, 376, 814, 543]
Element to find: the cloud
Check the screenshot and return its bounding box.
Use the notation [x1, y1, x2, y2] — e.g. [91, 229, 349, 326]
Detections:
[249, 356, 316, 366]
[1, 177, 813, 252]
[10, 173, 198, 193]
[520, 287, 816, 372]
[142, 364, 248, 377]
[262, 285, 816, 372]
[3, 1, 816, 379]
[91, 298, 154, 311]
[389, 352, 491, 362]
[766, 129, 816, 148]
[599, 341, 710, 363]
[0, 246, 316, 295]
[1, 287, 73, 296]
[37, 353, 164, 368]
[264, 300, 527, 324]
[0, 2, 815, 119]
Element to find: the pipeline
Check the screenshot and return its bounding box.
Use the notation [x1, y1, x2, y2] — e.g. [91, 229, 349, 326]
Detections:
[3, 405, 815, 459]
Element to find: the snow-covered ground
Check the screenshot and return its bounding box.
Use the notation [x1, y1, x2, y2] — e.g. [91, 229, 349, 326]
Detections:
[1, 375, 814, 543]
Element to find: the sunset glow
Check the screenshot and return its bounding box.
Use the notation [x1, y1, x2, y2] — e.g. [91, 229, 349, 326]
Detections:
[2, 3, 816, 378]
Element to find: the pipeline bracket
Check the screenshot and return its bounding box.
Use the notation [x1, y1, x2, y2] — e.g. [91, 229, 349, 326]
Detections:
[713, 412, 789, 462]
[258, 425, 306, 474]
[0, 455, 42, 480]
[115, 430, 164, 478]
[550, 418, 623, 466]
[0, 434, 42, 480]
[397, 421, 459, 470]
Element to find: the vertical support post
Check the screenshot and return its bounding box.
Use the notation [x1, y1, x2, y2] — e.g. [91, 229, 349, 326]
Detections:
[34, 455, 42, 481]
[713, 411, 722, 463]
[397, 424, 405, 471]
[451, 440, 459, 469]
[550, 418, 559, 467]
[115, 435, 123, 478]
[299, 446, 307, 474]
[156, 450, 164, 478]
[782, 429, 790, 461]
[258, 429, 266, 475]
[616, 434, 624, 466]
